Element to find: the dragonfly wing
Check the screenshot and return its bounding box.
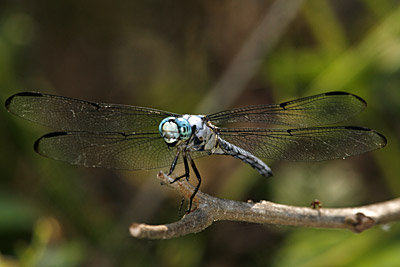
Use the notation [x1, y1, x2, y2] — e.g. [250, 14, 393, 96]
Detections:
[35, 131, 210, 170]
[35, 131, 180, 170]
[207, 92, 366, 127]
[219, 126, 386, 161]
[5, 92, 178, 131]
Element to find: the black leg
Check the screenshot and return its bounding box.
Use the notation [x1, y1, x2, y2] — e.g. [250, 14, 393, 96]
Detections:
[186, 153, 201, 213]
[170, 150, 190, 184]
[167, 149, 181, 176]
[183, 151, 190, 182]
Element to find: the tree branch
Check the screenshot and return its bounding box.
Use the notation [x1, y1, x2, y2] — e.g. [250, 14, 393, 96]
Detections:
[129, 172, 400, 239]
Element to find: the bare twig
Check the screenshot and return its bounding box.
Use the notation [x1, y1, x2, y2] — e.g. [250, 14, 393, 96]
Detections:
[129, 172, 400, 239]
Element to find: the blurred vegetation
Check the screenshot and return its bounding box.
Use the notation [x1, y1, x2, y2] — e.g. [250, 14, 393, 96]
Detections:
[1, 0, 400, 266]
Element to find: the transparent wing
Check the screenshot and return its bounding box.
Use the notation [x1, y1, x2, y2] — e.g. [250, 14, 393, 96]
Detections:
[34, 131, 208, 170]
[5, 92, 178, 131]
[207, 92, 367, 127]
[219, 126, 387, 161]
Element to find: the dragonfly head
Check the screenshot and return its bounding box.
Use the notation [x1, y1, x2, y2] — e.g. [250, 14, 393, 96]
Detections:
[159, 117, 192, 145]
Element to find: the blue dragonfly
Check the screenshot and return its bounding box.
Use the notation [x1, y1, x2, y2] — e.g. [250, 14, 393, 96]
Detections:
[5, 91, 387, 212]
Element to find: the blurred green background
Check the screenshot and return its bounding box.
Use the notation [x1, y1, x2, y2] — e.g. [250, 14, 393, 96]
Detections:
[1, 0, 400, 266]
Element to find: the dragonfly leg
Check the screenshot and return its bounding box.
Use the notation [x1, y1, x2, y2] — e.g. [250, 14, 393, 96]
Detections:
[170, 149, 190, 183]
[167, 149, 181, 176]
[186, 152, 201, 213]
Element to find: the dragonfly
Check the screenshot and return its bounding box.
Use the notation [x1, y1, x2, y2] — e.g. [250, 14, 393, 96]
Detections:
[5, 91, 387, 212]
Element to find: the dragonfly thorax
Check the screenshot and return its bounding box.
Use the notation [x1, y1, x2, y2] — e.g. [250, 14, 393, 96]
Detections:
[159, 116, 192, 145]
[183, 115, 217, 151]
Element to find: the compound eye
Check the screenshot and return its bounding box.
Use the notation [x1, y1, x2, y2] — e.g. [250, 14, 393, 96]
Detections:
[159, 117, 180, 144]
[176, 118, 192, 140]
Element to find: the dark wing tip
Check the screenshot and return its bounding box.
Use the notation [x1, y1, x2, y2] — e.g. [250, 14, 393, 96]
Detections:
[5, 92, 43, 110]
[34, 132, 69, 153]
[325, 91, 367, 106]
[343, 125, 370, 131]
[325, 91, 350, 96]
[14, 91, 43, 97]
[5, 95, 13, 110]
[377, 132, 388, 147]
[33, 138, 41, 153]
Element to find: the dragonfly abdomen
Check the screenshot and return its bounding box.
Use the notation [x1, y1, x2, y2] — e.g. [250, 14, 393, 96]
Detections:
[216, 137, 273, 177]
